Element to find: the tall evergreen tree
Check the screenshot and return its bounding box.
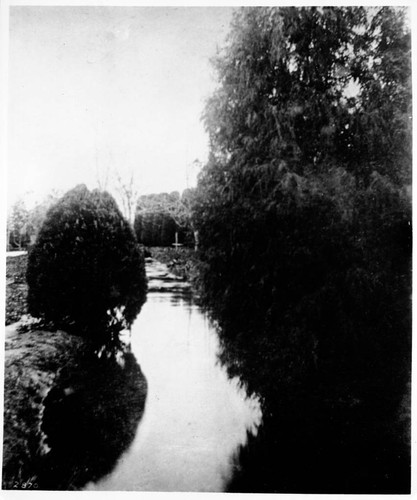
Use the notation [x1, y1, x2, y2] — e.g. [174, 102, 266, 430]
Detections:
[193, 6, 411, 445]
[203, 7, 410, 179]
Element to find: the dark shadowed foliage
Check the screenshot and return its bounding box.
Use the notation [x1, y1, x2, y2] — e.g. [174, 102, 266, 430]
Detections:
[26, 185, 147, 338]
[135, 211, 178, 247]
[193, 7, 411, 493]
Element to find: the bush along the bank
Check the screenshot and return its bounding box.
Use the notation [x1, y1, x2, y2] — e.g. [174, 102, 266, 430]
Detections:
[26, 185, 147, 340]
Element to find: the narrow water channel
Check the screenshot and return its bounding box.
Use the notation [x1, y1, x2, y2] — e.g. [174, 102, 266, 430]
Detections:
[85, 259, 263, 492]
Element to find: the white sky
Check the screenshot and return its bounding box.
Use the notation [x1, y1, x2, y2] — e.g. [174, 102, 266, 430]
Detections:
[6, 6, 234, 208]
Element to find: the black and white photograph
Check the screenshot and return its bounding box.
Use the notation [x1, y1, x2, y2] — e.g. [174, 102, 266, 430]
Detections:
[1, 2, 412, 494]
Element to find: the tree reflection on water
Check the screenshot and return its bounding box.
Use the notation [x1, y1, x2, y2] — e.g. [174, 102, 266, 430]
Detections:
[37, 341, 147, 490]
[215, 322, 410, 494]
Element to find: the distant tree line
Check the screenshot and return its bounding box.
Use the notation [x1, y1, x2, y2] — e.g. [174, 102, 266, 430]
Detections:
[7, 193, 61, 251]
[7, 187, 198, 251]
[7, 199, 30, 250]
[134, 211, 177, 247]
[134, 190, 196, 247]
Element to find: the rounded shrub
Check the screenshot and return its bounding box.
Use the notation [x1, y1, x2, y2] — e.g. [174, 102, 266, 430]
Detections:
[26, 184, 147, 337]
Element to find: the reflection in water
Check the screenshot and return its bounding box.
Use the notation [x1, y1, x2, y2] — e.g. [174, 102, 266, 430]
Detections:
[216, 325, 411, 494]
[150, 290, 194, 307]
[37, 347, 147, 490]
[226, 403, 410, 494]
[86, 261, 262, 492]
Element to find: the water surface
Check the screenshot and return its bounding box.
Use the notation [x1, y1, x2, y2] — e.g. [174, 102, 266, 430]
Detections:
[86, 260, 262, 492]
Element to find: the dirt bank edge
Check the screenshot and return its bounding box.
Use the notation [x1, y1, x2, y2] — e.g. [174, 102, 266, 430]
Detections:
[2, 323, 91, 489]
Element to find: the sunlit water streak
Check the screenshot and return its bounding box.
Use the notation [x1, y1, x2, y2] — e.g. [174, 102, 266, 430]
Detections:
[85, 262, 262, 492]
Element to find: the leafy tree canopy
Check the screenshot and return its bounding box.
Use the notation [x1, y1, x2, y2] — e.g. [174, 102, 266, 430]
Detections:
[203, 7, 411, 184]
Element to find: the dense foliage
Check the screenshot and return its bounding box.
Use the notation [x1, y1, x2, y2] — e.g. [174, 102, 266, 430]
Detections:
[27, 185, 147, 338]
[134, 191, 195, 247]
[135, 211, 178, 246]
[193, 7, 411, 492]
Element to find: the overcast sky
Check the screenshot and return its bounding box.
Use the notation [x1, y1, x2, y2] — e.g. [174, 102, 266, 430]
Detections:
[7, 6, 234, 208]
